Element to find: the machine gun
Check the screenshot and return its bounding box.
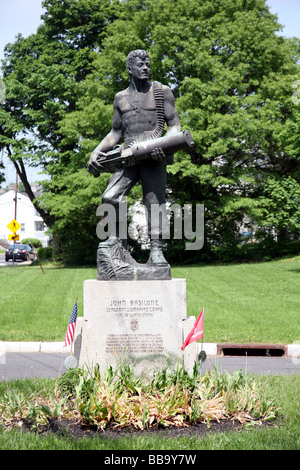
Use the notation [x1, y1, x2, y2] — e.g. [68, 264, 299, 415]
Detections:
[89, 130, 194, 176]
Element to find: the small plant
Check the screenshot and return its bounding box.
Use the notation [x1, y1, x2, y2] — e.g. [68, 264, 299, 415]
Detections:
[57, 363, 280, 430]
[58, 367, 84, 398]
[0, 388, 66, 430]
[0, 363, 280, 433]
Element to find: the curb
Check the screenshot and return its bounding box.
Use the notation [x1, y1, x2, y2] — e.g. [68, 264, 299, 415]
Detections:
[1, 342, 299, 358]
[0, 341, 71, 354]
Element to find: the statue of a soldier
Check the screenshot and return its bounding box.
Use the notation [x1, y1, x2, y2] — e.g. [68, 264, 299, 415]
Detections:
[88, 49, 182, 269]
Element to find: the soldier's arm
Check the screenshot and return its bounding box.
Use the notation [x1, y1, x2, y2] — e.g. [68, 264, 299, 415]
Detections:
[88, 96, 123, 174]
[163, 86, 181, 135]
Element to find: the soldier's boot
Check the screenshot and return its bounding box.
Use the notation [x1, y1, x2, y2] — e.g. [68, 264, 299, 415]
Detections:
[147, 239, 168, 266]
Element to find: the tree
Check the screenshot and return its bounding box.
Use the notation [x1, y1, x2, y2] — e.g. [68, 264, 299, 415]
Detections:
[1, 0, 299, 262]
[58, 0, 300, 260]
[257, 176, 300, 240]
[0, 0, 122, 256]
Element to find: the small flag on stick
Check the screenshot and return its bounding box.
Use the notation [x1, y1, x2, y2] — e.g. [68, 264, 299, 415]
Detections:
[181, 308, 204, 350]
[63, 296, 78, 348]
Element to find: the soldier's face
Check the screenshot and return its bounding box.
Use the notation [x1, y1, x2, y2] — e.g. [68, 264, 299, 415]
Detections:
[128, 56, 150, 80]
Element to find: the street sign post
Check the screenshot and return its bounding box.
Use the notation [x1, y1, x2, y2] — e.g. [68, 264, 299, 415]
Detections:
[7, 219, 21, 265]
[8, 234, 19, 241]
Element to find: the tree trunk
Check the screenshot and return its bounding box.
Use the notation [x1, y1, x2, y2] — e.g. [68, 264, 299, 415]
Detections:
[10, 155, 54, 228]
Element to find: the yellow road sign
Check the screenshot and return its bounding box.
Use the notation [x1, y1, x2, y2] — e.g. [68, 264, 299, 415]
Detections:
[8, 233, 19, 241]
[7, 219, 21, 233]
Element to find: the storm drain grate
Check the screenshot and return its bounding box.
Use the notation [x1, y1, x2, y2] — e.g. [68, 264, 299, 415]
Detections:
[217, 344, 286, 357]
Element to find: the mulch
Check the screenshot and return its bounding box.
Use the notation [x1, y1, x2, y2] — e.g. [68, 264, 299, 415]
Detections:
[17, 416, 280, 440]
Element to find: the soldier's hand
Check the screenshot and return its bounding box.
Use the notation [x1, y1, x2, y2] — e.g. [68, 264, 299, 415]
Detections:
[151, 148, 166, 162]
[122, 148, 135, 167]
[87, 151, 107, 175]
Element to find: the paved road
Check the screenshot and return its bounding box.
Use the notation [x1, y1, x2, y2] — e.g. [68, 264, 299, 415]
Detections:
[0, 353, 69, 382]
[0, 253, 7, 267]
[0, 352, 299, 382]
[0, 252, 33, 267]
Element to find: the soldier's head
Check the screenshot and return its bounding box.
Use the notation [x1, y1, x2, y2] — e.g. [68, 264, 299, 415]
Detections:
[126, 50, 150, 81]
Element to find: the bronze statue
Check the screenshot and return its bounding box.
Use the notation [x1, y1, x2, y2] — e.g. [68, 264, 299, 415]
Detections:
[88, 50, 192, 280]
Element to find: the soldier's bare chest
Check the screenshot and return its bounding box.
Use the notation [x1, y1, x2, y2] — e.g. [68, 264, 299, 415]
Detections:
[121, 87, 156, 116]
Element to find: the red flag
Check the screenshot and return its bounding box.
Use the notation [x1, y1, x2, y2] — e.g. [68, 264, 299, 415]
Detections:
[181, 309, 204, 350]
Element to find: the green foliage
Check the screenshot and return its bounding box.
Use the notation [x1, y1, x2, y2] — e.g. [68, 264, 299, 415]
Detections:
[257, 176, 300, 239]
[0, 374, 299, 450]
[0, 0, 122, 262]
[0, 363, 280, 433]
[36, 246, 53, 261]
[58, 367, 85, 397]
[56, 0, 300, 260]
[0, 387, 65, 429]
[21, 238, 43, 249]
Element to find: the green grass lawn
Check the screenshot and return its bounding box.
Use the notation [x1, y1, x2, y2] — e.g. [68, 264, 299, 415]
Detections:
[0, 256, 299, 343]
[177, 257, 300, 344]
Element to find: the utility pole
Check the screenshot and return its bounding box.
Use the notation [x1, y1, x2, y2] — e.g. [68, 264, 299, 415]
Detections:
[14, 170, 18, 220]
[13, 170, 18, 266]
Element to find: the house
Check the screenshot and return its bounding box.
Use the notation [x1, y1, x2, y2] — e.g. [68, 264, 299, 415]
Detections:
[0, 185, 49, 247]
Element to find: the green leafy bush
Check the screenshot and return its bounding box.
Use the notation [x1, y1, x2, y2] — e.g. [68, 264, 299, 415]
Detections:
[37, 247, 53, 261]
[21, 238, 43, 249]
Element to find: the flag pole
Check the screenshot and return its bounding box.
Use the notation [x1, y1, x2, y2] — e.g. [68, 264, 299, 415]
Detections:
[181, 309, 205, 374]
[198, 309, 206, 376]
[70, 295, 78, 356]
[199, 324, 203, 376]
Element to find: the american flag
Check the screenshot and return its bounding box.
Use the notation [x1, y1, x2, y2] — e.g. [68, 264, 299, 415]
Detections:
[181, 308, 204, 350]
[63, 299, 77, 347]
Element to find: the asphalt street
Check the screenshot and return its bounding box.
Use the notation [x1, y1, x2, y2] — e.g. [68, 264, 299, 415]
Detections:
[0, 252, 7, 267]
[0, 352, 299, 382]
[0, 352, 69, 381]
[0, 252, 32, 267]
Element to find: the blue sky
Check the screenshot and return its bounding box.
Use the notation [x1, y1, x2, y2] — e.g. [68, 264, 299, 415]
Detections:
[266, 0, 300, 38]
[0, 0, 46, 63]
[0, 0, 299, 183]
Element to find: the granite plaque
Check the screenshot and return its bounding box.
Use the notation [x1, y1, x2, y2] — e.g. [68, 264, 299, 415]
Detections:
[74, 279, 188, 379]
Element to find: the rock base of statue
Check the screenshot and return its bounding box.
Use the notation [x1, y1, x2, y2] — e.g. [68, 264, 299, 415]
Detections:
[74, 279, 196, 380]
[97, 237, 171, 281]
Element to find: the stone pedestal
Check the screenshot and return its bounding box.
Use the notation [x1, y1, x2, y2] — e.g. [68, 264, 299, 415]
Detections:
[74, 279, 192, 379]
